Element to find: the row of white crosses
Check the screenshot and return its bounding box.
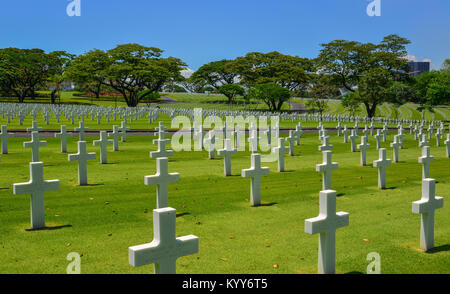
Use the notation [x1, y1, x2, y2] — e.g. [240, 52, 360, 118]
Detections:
[129, 125, 198, 274]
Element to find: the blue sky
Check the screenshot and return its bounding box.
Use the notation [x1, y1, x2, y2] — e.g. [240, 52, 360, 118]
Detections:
[0, 0, 448, 70]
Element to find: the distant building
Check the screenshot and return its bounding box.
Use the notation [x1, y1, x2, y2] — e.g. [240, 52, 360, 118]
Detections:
[408, 61, 430, 77]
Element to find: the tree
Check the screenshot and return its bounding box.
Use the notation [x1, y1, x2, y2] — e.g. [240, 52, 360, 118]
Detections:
[248, 83, 291, 111]
[441, 59, 450, 71]
[230, 51, 312, 92]
[387, 82, 417, 118]
[342, 92, 362, 117]
[218, 84, 245, 103]
[414, 70, 450, 118]
[102, 44, 186, 107]
[306, 76, 339, 120]
[66, 49, 110, 98]
[47, 51, 75, 104]
[190, 59, 239, 91]
[0, 48, 51, 103]
[316, 34, 411, 117]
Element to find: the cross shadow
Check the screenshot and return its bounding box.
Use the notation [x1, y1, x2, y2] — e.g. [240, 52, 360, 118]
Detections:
[383, 187, 397, 190]
[0, 187, 9, 190]
[103, 162, 118, 165]
[425, 244, 450, 254]
[281, 170, 295, 173]
[345, 271, 364, 274]
[258, 202, 277, 207]
[337, 193, 346, 197]
[176, 212, 190, 218]
[25, 224, 72, 231]
[83, 183, 105, 187]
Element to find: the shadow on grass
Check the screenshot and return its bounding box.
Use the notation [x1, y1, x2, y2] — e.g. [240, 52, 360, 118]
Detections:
[25, 224, 72, 231]
[176, 212, 190, 218]
[82, 183, 105, 187]
[383, 186, 397, 190]
[345, 271, 364, 274]
[426, 244, 450, 254]
[336, 193, 345, 197]
[0, 187, 9, 190]
[259, 202, 278, 207]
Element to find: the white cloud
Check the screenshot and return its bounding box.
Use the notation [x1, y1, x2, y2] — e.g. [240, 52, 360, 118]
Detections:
[180, 68, 194, 78]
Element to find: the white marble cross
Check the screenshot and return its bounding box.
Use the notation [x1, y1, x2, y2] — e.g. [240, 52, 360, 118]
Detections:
[286, 130, 296, 156]
[27, 121, 43, 133]
[248, 133, 258, 154]
[316, 151, 338, 190]
[155, 121, 168, 140]
[305, 190, 349, 274]
[319, 136, 333, 152]
[68, 141, 96, 185]
[108, 125, 121, 151]
[151, 130, 174, 159]
[145, 157, 180, 208]
[419, 134, 429, 148]
[418, 146, 434, 179]
[13, 162, 60, 229]
[412, 178, 443, 251]
[129, 207, 199, 274]
[218, 139, 237, 176]
[241, 153, 270, 206]
[374, 129, 382, 150]
[0, 125, 14, 154]
[294, 124, 303, 145]
[119, 121, 131, 142]
[54, 125, 72, 153]
[373, 148, 392, 189]
[357, 136, 370, 166]
[24, 131, 47, 162]
[390, 135, 401, 163]
[75, 121, 89, 141]
[445, 134, 450, 158]
[342, 126, 350, 143]
[349, 130, 358, 152]
[93, 131, 113, 164]
[382, 124, 388, 142]
[273, 137, 288, 172]
[336, 122, 342, 136]
[204, 131, 216, 159]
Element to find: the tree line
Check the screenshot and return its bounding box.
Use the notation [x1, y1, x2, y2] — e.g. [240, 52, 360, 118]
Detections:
[0, 35, 448, 117]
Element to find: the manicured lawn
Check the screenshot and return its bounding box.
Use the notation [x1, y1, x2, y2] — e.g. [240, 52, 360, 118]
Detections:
[0, 126, 448, 274]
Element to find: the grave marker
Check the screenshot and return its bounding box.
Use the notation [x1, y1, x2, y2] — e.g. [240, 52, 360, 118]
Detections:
[128, 207, 199, 274]
[412, 179, 443, 251]
[305, 190, 349, 274]
[241, 153, 270, 206]
[13, 162, 60, 229]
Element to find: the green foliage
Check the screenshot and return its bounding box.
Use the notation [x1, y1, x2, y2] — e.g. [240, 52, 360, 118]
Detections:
[248, 83, 291, 111]
[191, 59, 239, 90]
[414, 70, 450, 116]
[66, 49, 110, 98]
[0, 48, 53, 102]
[230, 51, 312, 92]
[316, 34, 411, 117]
[217, 84, 245, 103]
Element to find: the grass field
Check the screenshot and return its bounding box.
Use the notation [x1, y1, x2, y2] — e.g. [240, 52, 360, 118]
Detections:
[0, 126, 449, 274]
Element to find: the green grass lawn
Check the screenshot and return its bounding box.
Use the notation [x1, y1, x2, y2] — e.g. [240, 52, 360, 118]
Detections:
[0, 127, 449, 274]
